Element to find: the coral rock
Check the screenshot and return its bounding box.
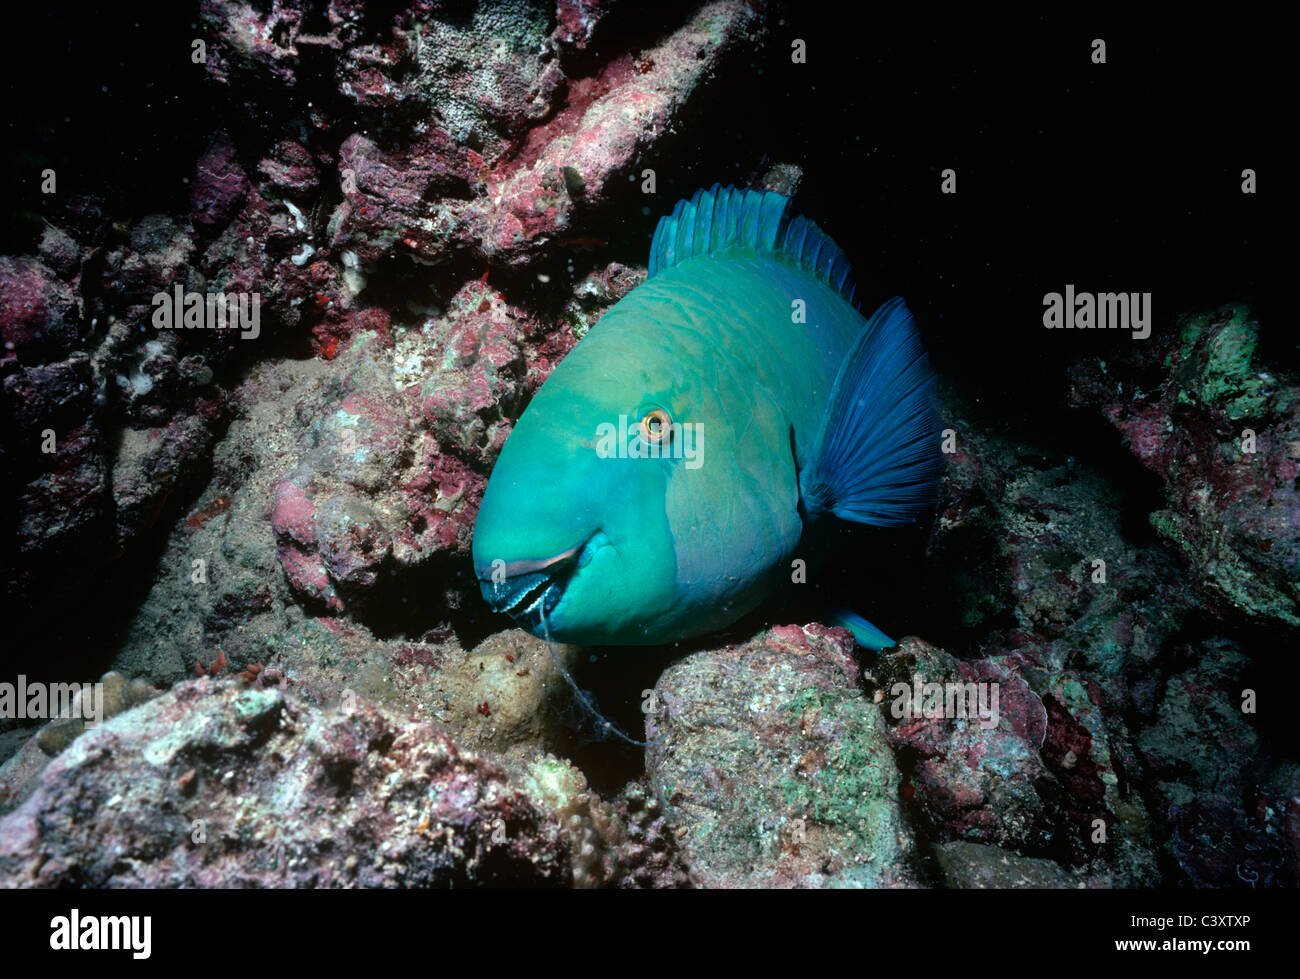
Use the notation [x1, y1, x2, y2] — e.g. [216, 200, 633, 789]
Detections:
[0, 679, 574, 887]
[647, 623, 920, 888]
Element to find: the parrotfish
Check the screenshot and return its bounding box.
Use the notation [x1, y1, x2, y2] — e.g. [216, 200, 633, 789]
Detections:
[472, 184, 942, 650]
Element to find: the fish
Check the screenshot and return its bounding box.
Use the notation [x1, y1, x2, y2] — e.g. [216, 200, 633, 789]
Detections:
[471, 183, 942, 651]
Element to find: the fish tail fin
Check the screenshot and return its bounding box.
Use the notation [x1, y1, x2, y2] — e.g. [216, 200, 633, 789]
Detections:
[826, 608, 896, 651]
[801, 297, 943, 527]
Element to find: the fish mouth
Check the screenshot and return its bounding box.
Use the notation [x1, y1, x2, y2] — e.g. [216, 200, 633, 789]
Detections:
[476, 538, 591, 633]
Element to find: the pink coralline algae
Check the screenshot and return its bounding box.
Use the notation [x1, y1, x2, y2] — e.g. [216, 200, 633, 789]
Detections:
[189, 135, 251, 233]
[268, 275, 595, 611]
[0, 257, 82, 367]
[193, 0, 765, 269]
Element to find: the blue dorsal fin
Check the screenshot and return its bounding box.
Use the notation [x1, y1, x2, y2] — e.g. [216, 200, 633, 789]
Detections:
[648, 183, 859, 308]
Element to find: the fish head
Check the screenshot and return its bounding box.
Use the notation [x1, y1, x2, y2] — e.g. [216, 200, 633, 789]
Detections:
[472, 294, 785, 645]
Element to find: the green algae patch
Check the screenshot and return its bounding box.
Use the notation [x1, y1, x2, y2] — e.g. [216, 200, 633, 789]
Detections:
[1176, 306, 1272, 420]
[648, 633, 918, 886]
[234, 688, 283, 730]
[779, 687, 900, 844]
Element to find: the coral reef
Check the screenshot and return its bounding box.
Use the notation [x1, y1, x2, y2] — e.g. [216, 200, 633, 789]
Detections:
[0, 1, 1292, 890]
[647, 624, 921, 888]
[0, 679, 574, 887]
[1070, 304, 1300, 628]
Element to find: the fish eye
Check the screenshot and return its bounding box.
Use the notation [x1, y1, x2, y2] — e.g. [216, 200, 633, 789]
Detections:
[639, 407, 672, 444]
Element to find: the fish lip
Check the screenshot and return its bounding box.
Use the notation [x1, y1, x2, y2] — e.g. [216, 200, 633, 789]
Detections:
[473, 541, 585, 585]
[507, 575, 568, 636]
[476, 536, 593, 622]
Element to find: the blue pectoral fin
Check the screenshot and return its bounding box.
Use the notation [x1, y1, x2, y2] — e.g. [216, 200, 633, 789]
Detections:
[800, 297, 943, 527]
[827, 608, 896, 651]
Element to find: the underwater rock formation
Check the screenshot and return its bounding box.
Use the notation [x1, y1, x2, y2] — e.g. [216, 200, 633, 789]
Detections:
[0, 679, 574, 887]
[872, 637, 1159, 885]
[1070, 304, 1300, 628]
[923, 380, 1292, 886]
[647, 624, 922, 888]
[200, 0, 763, 268]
